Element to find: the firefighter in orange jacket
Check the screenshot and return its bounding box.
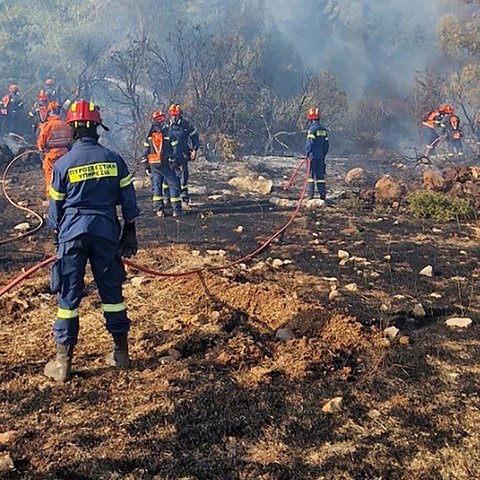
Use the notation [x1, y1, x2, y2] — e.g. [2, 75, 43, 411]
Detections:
[444, 105, 464, 157]
[422, 105, 447, 159]
[37, 101, 72, 199]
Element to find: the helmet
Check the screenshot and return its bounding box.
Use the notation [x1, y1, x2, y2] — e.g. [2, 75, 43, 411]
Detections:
[38, 89, 49, 101]
[66, 99, 102, 126]
[152, 110, 165, 122]
[168, 103, 182, 117]
[443, 104, 454, 114]
[47, 101, 60, 114]
[438, 104, 448, 114]
[8, 84, 18, 93]
[45, 78, 54, 86]
[307, 107, 320, 120]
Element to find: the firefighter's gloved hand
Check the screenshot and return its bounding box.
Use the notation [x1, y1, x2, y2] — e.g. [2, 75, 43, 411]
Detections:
[53, 230, 59, 253]
[119, 222, 138, 258]
[190, 150, 197, 161]
[141, 157, 150, 176]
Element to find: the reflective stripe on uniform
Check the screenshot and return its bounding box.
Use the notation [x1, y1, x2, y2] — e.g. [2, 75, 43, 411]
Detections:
[307, 133, 315, 140]
[152, 195, 162, 201]
[316, 180, 326, 183]
[68, 162, 118, 183]
[307, 179, 315, 183]
[102, 302, 126, 313]
[170, 196, 181, 202]
[120, 173, 133, 188]
[171, 140, 179, 147]
[49, 186, 66, 201]
[316, 130, 328, 137]
[57, 308, 79, 319]
[143, 141, 149, 147]
[162, 183, 169, 189]
[181, 185, 188, 190]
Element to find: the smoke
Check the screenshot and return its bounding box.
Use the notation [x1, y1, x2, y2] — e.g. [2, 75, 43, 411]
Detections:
[267, 0, 453, 98]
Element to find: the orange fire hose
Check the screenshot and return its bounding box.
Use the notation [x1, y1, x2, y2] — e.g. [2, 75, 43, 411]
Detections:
[0, 158, 311, 295]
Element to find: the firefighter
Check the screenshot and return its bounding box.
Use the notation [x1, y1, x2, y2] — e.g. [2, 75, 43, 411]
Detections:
[422, 105, 447, 159]
[166, 103, 200, 206]
[1, 84, 23, 134]
[29, 90, 50, 137]
[37, 101, 72, 200]
[444, 105, 464, 158]
[305, 107, 329, 200]
[44, 78, 60, 103]
[142, 110, 180, 217]
[44, 99, 140, 382]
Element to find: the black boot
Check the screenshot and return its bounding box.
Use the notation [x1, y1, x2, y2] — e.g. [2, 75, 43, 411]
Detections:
[106, 334, 130, 368]
[44, 343, 74, 382]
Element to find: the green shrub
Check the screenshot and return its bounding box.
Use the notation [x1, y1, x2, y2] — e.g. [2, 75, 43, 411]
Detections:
[407, 190, 472, 222]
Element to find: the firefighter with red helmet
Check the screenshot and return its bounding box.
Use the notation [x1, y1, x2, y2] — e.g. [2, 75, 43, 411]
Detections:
[142, 110, 180, 217]
[44, 78, 60, 103]
[443, 105, 464, 158]
[44, 99, 140, 382]
[305, 107, 329, 200]
[37, 101, 72, 199]
[1, 84, 23, 134]
[167, 103, 200, 206]
[29, 90, 50, 137]
[422, 105, 447, 159]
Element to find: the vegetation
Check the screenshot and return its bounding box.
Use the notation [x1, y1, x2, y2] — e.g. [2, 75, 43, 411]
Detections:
[407, 190, 472, 222]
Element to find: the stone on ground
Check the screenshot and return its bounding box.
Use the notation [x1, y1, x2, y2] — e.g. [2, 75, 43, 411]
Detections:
[445, 317, 473, 328]
[228, 175, 273, 195]
[322, 397, 343, 414]
[374, 175, 403, 204]
[419, 265, 433, 277]
[275, 327, 295, 341]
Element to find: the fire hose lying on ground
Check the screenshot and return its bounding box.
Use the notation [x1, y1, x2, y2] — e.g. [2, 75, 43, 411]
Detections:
[0, 150, 311, 297]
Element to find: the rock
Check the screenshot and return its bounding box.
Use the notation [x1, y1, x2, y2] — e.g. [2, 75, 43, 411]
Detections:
[322, 396, 343, 414]
[130, 276, 146, 287]
[329, 290, 341, 301]
[13, 222, 30, 232]
[251, 261, 266, 271]
[339, 258, 349, 266]
[0, 452, 14, 473]
[419, 265, 433, 277]
[17, 200, 29, 207]
[384, 255, 391, 261]
[0, 431, 18, 446]
[384, 326, 400, 339]
[422, 169, 445, 192]
[283, 259, 294, 265]
[168, 348, 182, 361]
[413, 303, 426, 318]
[380, 303, 389, 312]
[206, 249, 227, 256]
[430, 293, 442, 299]
[234, 225, 244, 233]
[189, 185, 208, 195]
[344, 283, 358, 292]
[445, 317, 473, 328]
[228, 175, 272, 195]
[337, 250, 350, 260]
[370, 272, 381, 279]
[459, 250, 467, 256]
[399, 336, 411, 346]
[208, 194, 223, 201]
[275, 327, 295, 341]
[432, 228, 442, 233]
[304, 198, 326, 209]
[159, 355, 175, 364]
[323, 277, 338, 283]
[272, 259, 284, 269]
[374, 175, 403, 204]
[191, 250, 201, 256]
[345, 167, 367, 185]
[239, 263, 247, 270]
[269, 196, 296, 208]
[133, 178, 146, 190]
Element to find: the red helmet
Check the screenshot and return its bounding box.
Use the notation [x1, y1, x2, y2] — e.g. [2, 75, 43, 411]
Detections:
[8, 84, 18, 93]
[152, 110, 165, 122]
[66, 99, 102, 126]
[38, 89, 49, 101]
[307, 107, 320, 120]
[443, 104, 454, 115]
[168, 103, 182, 117]
[438, 104, 448, 114]
[45, 78, 54, 86]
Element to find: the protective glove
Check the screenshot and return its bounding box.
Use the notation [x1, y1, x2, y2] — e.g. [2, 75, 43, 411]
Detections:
[53, 230, 59, 253]
[118, 222, 138, 258]
[141, 157, 150, 176]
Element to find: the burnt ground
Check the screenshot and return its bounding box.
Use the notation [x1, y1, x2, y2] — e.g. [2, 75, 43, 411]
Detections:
[0, 148, 479, 479]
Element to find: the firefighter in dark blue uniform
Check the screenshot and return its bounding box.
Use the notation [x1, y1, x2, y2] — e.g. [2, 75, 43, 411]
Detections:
[45, 99, 140, 382]
[142, 110, 181, 217]
[305, 107, 329, 200]
[167, 103, 200, 206]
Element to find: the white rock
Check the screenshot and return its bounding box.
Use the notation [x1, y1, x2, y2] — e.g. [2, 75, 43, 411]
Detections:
[430, 293, 442, 299]
[384, 326, 400, 339]
[338, 250, 350, 260]
[304, 199, 326, 209]
[445, 317, 473, 328]
[191, 250, 201, 256]
[432, 228, 442, 233]
[17, 200, 28, 207]
[323, 277, 338, 282]
[275, 327, 295, 341]
[272, 258, 284, 269]
[228, 175, 273, 195]
[419, 265, 433, 277]
[413, 303, 426, 318]
[189, 185, 208, 195]
[322, 397, 343, 414]
[283, 259, 294, 265]
[234, 225, 244, 233]
[344, 283, 358, 292]
[269, 196, 296, 208]
[339, 258, 349, 266]
[13, 222, 30, 232]
[0, 452, 14, 473]
[459, 250, 467, 256]
[239, 263, 247, 270]
[370, 272, 381, 279]
[208, 194, 223, 201]
[168, 348, 182, 360]
[329, 290, 341, 301]
[130, 276, 146, 287]
[384, 255, 391, 261]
